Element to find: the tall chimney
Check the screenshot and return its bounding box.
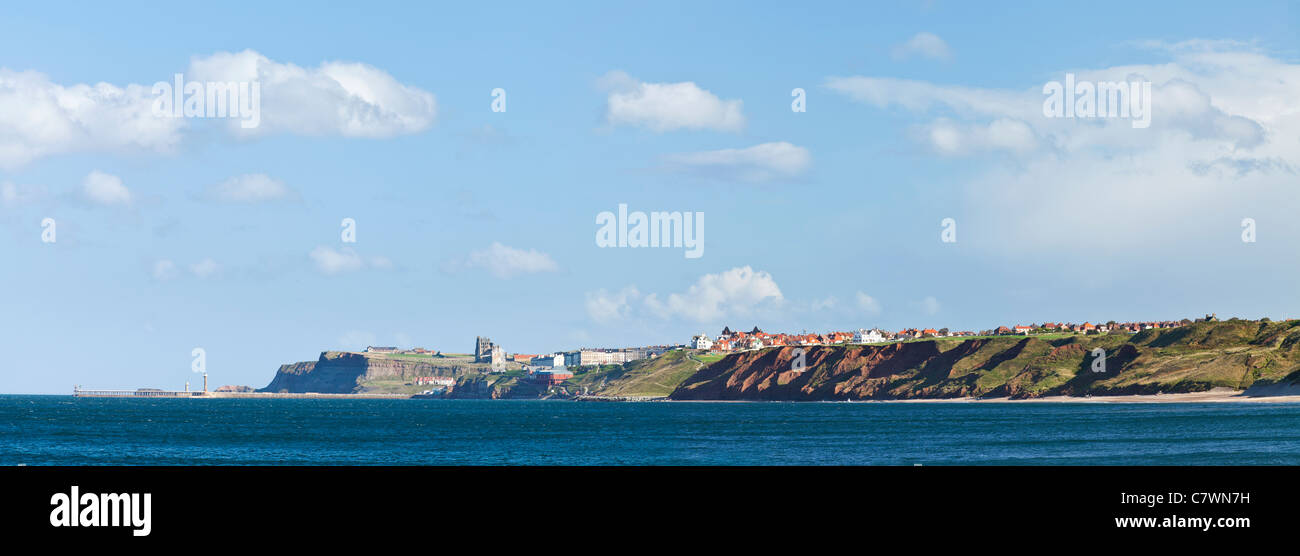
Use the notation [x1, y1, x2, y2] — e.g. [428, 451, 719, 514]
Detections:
[203, 374, 208, 393]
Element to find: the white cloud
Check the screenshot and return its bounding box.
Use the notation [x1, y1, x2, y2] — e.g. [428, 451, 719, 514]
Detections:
[599, 70, 745, 133]
[187, 50, 436, 138]
[826, 44, 1300, 259]
[663, 142, 811, 183]
[0, 69, 185, 169]
[892, 32, 952, 61]
[309, 246, 389, 274]
[811, 296, 839, 311]
[152, 259, 177, 281]
[915, 117, 1039, 156]
[921, 296, 941, 315]
[587, 267, 784, 323]
[585, 286, 641, 323]
[190, 258, 220, 278]
[82, 171, 130, 206]
[642, 266, 784, 322]
[207, 173, 293, 203]
[0, 50, 434, 168]
[464, 242, 559, 278]
[1, 181, 45, 207]
[856, 292, 882, 315]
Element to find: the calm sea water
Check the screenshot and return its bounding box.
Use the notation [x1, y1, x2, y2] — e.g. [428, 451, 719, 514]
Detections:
[4, 395, 1300, 465]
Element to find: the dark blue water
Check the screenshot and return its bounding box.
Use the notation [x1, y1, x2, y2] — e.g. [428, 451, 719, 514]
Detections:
[4, 395, 1300, 465]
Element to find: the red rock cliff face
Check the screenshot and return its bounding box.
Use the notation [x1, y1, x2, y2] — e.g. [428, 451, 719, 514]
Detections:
[671, 343, 949, 401]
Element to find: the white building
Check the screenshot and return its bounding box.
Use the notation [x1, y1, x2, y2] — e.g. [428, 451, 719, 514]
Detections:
[691, 334, 714, 350]
[855, 328, 886, 344]
[531, 354, 564, 368]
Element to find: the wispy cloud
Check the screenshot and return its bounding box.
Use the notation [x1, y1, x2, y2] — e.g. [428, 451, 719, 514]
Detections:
[891, 32, 953, 61]
[856, 292, 883, 315]
[455, 242, 559, 279]
[662, 142, 810, 183]
[205, 173, 295, 203]
[310, 246, 390, 275]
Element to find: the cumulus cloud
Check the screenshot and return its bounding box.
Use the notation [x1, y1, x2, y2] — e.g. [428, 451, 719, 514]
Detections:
[206, 173, 294, 203]
[826, 44, 1300, 258]
[187, 50, 436, 138]
[856, 292, 883, 315]
[599, 70, 745, 132]
[0, 50, 435, 168]
[592, 266, 783, 323]
[82, 171, 130, 206]
[461, 242, 559, 278]
[662, 142, 811, 183]
[309, 246, 389, 274]
[891, 32, 952, 61]
[0, 69, 185, 169]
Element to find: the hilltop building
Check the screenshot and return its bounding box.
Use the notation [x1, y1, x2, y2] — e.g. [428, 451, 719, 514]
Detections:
[474, 336, 505, 368]
[854, 329, 887, 343]
[691, 334, 714, 350]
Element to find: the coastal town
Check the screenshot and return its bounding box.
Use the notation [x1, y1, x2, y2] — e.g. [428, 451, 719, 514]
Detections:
[77, 312, 1290, 401]
[356, 315, 1215, 393]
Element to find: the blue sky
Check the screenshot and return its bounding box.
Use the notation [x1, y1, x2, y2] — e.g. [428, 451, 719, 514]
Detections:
[2, 1, 1298, 393]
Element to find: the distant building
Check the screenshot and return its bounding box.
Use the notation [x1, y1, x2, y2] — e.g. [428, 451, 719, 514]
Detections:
[413, 376, 456, 387]
[855, 329, 887, 343]
[365, 346, 398, 353]
[530, 354, 564, 368]
[691, 334, 714, 350]
[474, 336, 504, 368]
[564, 349, 647, 367]
[529, 368, 574, 386]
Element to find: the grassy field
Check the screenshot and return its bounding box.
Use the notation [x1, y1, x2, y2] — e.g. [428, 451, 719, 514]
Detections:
[564, 349, 703, 397]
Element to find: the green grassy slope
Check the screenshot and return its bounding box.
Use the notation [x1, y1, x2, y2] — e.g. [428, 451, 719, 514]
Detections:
[564, 349, 705, 397]
[671, 319, 1300, 400]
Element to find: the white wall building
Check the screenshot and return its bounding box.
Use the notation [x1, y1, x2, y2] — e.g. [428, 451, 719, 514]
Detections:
[855, 328, 886, 344]
[691, 334, 714, 350]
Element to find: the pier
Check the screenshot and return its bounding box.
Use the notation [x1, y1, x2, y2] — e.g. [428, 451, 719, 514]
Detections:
[73, 387, 204, 398]
[72, 386, 413, 400]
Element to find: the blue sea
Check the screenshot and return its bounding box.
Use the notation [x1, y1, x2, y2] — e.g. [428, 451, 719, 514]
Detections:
[4, 395, 1300, 465]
